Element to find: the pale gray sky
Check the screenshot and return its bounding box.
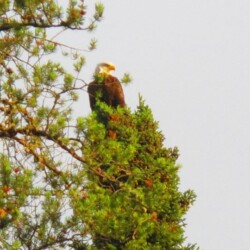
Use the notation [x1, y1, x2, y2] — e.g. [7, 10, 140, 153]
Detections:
[59, 1, 250, 249]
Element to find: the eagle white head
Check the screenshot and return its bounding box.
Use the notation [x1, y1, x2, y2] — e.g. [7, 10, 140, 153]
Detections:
[94, 62, 116, 76]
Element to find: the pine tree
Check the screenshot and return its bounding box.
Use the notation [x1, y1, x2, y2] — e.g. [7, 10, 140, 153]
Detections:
[71, 99, 197, 250]
[0, 1, 197, 249]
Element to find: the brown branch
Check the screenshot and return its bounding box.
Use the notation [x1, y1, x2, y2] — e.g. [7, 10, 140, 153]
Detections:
[38, 36, 91, 53]
[19, 128, 86, 163]
[0, 21, 82, 32]
[35, 234, 83, 250]
[0, 124, 85, 163]
[0, 99, 85, 163]
[13, 136, 62, 176]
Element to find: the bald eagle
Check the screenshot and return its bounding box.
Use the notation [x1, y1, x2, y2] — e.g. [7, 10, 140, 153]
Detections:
[88, 62, 126, 110]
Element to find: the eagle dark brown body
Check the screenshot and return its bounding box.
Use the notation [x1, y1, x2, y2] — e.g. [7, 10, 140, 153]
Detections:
[88, 75, 126, 110]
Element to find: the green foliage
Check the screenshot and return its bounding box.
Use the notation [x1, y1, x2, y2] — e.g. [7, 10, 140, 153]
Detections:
[121, 73, 133, 85]
[0, 154, 33, 230]
[0, 0, 102, 66]
[94, 2, 105, 21]
[71, 99, 197, 250]
[0, 1, 105, 248]
[94, 72, 105, 84]
[74, 56, 86, 72]
[0, 0, 197, 249]
[89, 38, 98, 50]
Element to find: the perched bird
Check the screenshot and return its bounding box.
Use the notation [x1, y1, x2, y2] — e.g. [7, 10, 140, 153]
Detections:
[88, 62, 126, 110]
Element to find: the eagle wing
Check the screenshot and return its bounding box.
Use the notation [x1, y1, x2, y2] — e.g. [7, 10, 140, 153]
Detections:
[87, 81, 104, 110]
[104, 75, 126, 108]
[88, 76, 126, 110]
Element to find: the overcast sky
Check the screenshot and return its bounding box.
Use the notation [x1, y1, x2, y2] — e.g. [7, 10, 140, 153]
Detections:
[58, 1, 250, 249]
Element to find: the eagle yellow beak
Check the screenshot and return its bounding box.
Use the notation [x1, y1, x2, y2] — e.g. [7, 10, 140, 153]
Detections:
[108, 64, 116, 71]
